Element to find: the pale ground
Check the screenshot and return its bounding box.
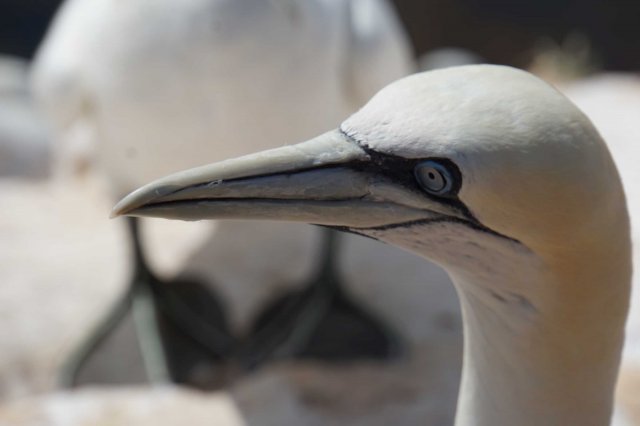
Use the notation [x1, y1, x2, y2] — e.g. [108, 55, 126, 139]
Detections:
[0, 343, 460, 426]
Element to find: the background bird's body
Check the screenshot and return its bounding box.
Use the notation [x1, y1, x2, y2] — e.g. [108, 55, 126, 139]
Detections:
[33, 0, 412, 192]
[31, 0, 465, 393]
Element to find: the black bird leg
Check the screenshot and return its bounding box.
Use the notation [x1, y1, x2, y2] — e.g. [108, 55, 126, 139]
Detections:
[59, 217, 234, 388]
[59, 217, 168, 386]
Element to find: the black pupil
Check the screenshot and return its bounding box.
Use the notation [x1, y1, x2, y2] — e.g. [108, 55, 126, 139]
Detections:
[412, 159, 460, 197]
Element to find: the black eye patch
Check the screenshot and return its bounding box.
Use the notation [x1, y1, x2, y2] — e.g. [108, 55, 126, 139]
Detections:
[352, 146, 476, 222]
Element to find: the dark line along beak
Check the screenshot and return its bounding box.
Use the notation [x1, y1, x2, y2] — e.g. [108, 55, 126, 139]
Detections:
[112, 130, 462, 229]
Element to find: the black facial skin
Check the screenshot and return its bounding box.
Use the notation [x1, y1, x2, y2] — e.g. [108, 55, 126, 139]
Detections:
[340, 132, 520, 244]
[355, 149, 469, 216]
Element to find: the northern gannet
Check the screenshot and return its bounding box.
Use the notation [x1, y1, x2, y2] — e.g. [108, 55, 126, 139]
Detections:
[114, 65, 631, 426]
[32, 0, 415, 384]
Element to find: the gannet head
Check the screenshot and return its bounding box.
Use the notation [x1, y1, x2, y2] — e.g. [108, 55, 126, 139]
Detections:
[113, 64, 631, 426]
[113, 65, 628, 269]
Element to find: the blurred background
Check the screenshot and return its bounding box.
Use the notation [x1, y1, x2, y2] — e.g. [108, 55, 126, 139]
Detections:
[0, 0, 639, 425]
[4, 0, 640, 68]
[4, 0, 640, 70]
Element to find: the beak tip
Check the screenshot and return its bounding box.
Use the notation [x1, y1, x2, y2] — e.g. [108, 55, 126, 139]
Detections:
[111, 191, 146, 219]
[109, 208, 122, 219]
[110, 183, 173, 219]
[110, 201, 129, 219]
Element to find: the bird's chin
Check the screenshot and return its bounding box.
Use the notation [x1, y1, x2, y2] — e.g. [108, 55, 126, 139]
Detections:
[347, 215, 524, 253]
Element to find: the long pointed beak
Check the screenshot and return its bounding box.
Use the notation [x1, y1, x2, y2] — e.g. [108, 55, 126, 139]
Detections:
[112, 130, 452, 230]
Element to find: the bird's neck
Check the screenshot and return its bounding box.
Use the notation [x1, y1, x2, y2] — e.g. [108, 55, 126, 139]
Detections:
[450, 244, 630, 426]
[357, 216, 630, 426]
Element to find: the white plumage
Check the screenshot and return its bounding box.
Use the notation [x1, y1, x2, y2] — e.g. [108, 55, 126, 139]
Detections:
[32, 0, 413, 192]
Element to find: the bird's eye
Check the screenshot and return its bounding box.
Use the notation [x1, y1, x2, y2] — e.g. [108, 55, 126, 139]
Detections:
[414, 160, 455, 196]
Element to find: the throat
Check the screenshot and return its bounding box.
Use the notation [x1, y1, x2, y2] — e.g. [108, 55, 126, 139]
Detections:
[452, 272, 625, 426]
[361, 221, 628, 426]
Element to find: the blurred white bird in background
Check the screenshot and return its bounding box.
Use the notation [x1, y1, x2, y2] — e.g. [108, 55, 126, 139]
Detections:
[33, 0, 413, 188]
[31, 0, 466, 400]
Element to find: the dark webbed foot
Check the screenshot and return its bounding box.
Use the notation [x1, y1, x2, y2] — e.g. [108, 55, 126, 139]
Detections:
[240, 228, 402, 369]
[157, 274, 235, 388]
